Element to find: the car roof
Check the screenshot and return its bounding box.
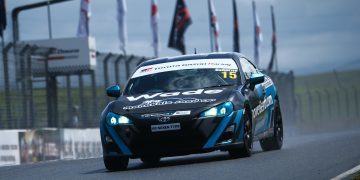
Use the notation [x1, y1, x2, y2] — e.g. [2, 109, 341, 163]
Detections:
[139, 52, 246, 67]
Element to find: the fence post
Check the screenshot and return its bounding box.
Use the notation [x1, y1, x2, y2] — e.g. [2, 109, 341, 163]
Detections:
[344, 88, 351, 120]
[78, 73, 86, 127]
[324, 89, 332, 121]
[2, 43, 13, 128]
[352, 86, 359, 119]
[114, 55, 124, 84]
[102, 53, 112, 88]
[315, 90, 323, 122]
[90, 70, 97, 127]
[27, 46, 39, 128]
[306, 85, 313, 122]
[295, 94, 302, 125]
[125, 55, 135, 79]
[43, 48, 56, 127]
[19, 45, 31, 128]
[66, 75, 72, 127]
[334, 88, 341, 121]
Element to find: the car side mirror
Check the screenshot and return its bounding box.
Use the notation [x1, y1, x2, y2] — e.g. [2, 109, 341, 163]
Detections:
[248, 73, 265, 90]
[106, 85, 121, 98]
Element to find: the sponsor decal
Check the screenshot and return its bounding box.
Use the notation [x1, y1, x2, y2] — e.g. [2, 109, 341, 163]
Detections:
[140, 67, 153, 73]
[0, 131, 21, 166]
[141, 110, 191, 119]
[215, 68, 238, 72]
[263, 77, 274, 89]
[173, 110, 191, 115]
[123, 98, 216, 110]
[151, 123, 181, 132]
[158, 116, 171, 123]
[61, 129, 102, 160]
[126, 88, 224, 101]
[18, 129, 60, 164]
[252, 95, 273, 119]
[132, 58, 238, 78]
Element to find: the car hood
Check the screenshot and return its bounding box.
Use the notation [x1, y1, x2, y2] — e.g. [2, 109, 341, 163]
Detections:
[111, 87, 234, 115]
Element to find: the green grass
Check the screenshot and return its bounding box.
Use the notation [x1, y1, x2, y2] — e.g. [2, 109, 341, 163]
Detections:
[353, 171, 360, 180]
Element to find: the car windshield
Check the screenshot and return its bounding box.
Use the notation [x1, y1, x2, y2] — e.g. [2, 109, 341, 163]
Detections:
[123, 58, 240, 95]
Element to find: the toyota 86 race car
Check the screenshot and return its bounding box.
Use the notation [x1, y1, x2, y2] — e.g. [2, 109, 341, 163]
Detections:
[100, 52, 283, 171]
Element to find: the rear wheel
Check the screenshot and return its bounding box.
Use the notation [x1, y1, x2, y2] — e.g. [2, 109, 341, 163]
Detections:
[260, 99, 283, 151]
[229, 111, 253, 158]
[140, 157, 161, 166]
[103, 156, 129, 171]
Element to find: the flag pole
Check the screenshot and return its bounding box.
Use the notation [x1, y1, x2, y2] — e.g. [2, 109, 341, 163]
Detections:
[271, 5, 279, 72]
[252, 0, 261, 67]
[208, 0, 214, 52]
[270, 5, 278, 72]
[47, 0, 53, 39]
[232, 0, 240, 53]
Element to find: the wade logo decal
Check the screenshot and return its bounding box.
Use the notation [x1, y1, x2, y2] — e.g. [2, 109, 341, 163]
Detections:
[123, 98, 216, 110]
[126, 89, 224, 101]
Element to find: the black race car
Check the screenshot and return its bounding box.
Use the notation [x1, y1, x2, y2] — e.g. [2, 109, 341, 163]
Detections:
[100, 52, 283, 171]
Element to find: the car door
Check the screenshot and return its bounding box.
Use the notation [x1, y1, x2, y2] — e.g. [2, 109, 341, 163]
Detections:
[239, 58, 269, 135]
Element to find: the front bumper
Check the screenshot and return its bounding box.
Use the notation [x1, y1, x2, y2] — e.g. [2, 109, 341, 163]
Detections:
[101, 110, 244, 158]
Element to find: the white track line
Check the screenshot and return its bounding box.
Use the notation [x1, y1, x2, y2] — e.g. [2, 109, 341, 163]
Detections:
[331, 164, 360, 180]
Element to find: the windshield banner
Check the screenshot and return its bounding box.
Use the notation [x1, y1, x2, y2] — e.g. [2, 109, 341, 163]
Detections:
[132, 58, 238, 78]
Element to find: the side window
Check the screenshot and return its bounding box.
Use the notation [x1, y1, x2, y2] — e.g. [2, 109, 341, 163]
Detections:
[240, 58, 257, 79]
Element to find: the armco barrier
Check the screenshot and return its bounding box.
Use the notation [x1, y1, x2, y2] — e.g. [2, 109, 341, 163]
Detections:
[0, 128, 101, 166]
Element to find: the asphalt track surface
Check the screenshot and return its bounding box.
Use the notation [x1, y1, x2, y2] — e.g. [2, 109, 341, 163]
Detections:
[1, 130, 360, 180]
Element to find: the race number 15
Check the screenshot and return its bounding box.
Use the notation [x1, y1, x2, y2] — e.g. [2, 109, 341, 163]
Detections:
[221, 72, 237, 79]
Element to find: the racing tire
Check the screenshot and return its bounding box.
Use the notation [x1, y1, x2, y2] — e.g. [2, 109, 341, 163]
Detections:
[260, 99, 283, 151]
[103, 156, 129, 171]
[228, 111, 253, 158]
[140, 157, 161, 166]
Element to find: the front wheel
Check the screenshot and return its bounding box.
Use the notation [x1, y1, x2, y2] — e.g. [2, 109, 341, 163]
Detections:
[229, 111, 253, 158]
[103, 156, 129, 171]
[260, 99, 283, 151]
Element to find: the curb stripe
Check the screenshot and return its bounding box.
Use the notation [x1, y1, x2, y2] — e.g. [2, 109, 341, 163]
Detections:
[331, 164, 360, 180]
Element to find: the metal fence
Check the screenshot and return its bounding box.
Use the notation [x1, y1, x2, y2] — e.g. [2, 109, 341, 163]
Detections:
[1, 45, 296, 130]
[266, 71, 296, 127]
[295, 85, 360, 131]
[0, 43, 148, 129]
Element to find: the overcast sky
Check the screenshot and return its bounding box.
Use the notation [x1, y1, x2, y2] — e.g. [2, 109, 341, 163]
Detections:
[3, 0, 360, 75]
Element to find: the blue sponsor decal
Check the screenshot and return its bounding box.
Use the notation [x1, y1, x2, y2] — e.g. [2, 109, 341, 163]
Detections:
[203, 112, 234, 149]
[106, 125, 132, 156]
[255, 84, 276, 134]
[234, 110, 244, 140]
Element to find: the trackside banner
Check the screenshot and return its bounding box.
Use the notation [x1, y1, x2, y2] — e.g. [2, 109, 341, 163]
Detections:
[132, 58, 238, 78]
[0, 128, 102, 167]
[23, 37, 97, 73]
[0, 130, 22, 166]
[18, 129, 61, 164]
[61, 129, 102, 160]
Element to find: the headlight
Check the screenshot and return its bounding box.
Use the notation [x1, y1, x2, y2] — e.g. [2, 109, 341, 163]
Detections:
[200, 102, 234, 118]
[106, 112, 132, 126]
